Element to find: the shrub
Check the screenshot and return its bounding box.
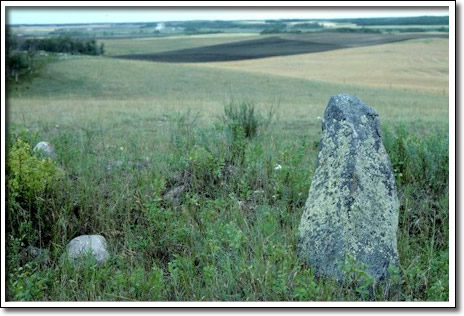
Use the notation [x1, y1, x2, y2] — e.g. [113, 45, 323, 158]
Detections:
[7, 263, 52, 301]
[6, 52, 32, 82]
[186, 145, 225, 196]
[223, 100, 260, 139]
[7, 135, 64, 246]
[222, 100, 274, 139]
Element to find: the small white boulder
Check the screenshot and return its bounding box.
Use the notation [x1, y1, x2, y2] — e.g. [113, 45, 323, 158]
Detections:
[33, 141, 56, 159]
[66, 234, 109, 265]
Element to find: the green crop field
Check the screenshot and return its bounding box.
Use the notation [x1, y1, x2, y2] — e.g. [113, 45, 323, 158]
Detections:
[6, 27, 450, 303]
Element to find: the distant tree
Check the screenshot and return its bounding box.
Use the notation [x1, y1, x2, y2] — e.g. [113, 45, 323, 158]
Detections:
[260, 28, 285, 34]
[293, 22, 324, 29]
[23, 36, 103, 55]
[6, 31, 32, 82]
[330, 15, 449, 26]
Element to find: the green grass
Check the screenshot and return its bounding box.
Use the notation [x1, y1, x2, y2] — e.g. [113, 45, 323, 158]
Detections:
[5, 53, 449, 302]
[8, 56, 448, 124]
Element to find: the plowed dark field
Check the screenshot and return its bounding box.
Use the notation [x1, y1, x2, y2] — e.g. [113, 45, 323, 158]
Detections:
[116, 33, 448, 63]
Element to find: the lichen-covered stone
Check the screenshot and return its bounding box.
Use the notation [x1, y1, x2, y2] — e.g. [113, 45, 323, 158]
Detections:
[163, 185, 185, 204]
[21, 246, 50, 266]
[298, 94, 399, 282]
[66, 235, 109, 265]
[33, 141, 56, 159]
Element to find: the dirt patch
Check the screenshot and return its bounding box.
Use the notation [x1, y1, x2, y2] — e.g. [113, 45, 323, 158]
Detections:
[115, 33, 448, 63]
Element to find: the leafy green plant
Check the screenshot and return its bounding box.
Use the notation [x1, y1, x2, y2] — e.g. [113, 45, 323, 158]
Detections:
[341, 255, 376, 301]
[7, 263, 52, 301]
[187, 145, 225, 196]
[7, 135, 64, 246]
[7, 137, 62, 202]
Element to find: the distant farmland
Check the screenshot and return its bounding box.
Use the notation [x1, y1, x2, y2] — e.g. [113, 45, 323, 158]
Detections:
[116, 33, 448, 62]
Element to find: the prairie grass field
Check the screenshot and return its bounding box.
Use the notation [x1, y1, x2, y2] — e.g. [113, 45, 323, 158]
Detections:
[5, 28, 450, 302]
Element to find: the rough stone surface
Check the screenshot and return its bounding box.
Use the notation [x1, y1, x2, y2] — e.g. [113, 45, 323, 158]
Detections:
[33, 141, 56, 159]
[163, 185, 185, 204]
[105, 160, 124, 171]
[66, 235, 109, 265]
[21, 246, 50, 266]
[298, 94, 399, 282]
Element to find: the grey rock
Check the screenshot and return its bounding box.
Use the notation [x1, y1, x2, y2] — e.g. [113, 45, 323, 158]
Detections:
[163, 185, 185, 204]
[21, 246, 50, 266]
[169, 171, 184, 184]
[66, 235, 109, 265]
[298, 94, 399, 282]
[131, 157, 151, 170]
[33, 141, 56, 159]
[105, 160, 124, 171]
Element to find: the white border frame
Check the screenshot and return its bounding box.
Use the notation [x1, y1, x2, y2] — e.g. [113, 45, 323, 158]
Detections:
[1, 1, 456, 308]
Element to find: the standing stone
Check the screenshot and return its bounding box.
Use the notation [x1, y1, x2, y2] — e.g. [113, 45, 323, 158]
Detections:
[33, 141, 56, 159]
[66, 235, 109, 265]
[298, 94, 399, 282]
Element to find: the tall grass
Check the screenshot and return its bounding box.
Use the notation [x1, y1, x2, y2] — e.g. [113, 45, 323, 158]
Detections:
[5, 101, 449, 301]
[5, 37, 449, 303]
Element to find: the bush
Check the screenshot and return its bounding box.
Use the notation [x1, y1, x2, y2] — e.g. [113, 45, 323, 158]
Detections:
[222, 100, 271, 139]
[6, 52, 32, 82]
[6, 31, 36, 83]
[187, 145, 225, 196]
[7, 134, 64, 246]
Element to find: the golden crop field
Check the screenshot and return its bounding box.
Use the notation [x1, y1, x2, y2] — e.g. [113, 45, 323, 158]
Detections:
[197, 38, 449, 94]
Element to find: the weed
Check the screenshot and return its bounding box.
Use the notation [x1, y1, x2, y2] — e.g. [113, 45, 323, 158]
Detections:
[222, 100, 268, 139]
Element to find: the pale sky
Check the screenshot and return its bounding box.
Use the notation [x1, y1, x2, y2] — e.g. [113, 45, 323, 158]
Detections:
[6, 7, 449, 25]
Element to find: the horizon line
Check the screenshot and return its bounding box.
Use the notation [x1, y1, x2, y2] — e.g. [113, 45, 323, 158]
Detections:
[6, 14, 450, 26]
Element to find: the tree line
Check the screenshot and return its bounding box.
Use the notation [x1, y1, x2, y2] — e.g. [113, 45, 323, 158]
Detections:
[6, 31, 104, 83]
[331, 16, 449, 26]
[20, 36, 104, 55]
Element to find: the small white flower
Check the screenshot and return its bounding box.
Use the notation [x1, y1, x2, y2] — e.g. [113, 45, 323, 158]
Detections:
[317, 116, 322, 120]
[55, 124, 60, 128]
[120, 147, 124, 151]
[274, 164, 282, 170]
